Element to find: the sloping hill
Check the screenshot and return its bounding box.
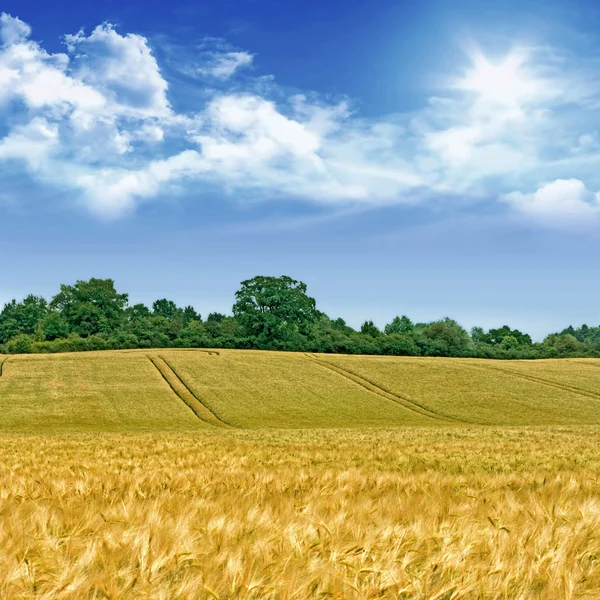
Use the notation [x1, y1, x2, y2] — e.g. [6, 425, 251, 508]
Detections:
[160, 350, 438, 428]
[316, 355, 600, 425]
[2, 349, 600, 431]
[0, 353, 207, 432]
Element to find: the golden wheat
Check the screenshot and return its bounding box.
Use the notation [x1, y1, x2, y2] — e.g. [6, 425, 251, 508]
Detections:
[2, 428, 600, 599]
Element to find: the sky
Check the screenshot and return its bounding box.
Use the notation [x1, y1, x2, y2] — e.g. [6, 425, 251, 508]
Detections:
[1, 0, 600, 339]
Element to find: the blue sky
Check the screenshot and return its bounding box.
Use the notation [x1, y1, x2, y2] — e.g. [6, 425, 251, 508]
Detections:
[1, 0, 600, 339]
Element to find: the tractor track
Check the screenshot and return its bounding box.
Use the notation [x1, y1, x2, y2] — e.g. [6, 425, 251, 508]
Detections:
[570, 360, 600, 370]
[159, 355, 237, 428]
[166, 349, 221, 356]
[305, 354, 468, 423]
[147, 355, 234, 428]
[469, 362, 600, 402]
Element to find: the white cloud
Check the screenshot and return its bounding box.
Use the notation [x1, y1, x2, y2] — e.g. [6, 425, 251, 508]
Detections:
[199, 50, 253, 79]
[65, 24, 170, 118]
[0, 15, 175, 180]
[77, 169, 156, 217]
[504, 179, 600, 222]
[1, 14, 600, 224]
[0, 33, 105, 111]
[0, 117, 59, 170]
[0, 13, 30, 46]
[76, 149, 208, 217]
[198, 95, 321, 160]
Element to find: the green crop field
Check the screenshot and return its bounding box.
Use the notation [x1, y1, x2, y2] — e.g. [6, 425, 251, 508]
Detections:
[2, 349, 600, 598]
[1, 349, 600, 430]
[317, 354, 600, 425]
[0, 351, 205, 432]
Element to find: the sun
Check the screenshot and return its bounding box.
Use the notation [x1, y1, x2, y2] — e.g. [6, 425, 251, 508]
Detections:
[455, 50, 539, 106]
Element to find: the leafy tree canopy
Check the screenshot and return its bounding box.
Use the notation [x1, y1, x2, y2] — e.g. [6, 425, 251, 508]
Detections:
[1, 273, 600, 360]
[360, 320, 381, 337]
[153, 299, 180, 320]
[50, 278, 128, 337]
[233, 275, 317, 346]
[385, 315, 414, 335]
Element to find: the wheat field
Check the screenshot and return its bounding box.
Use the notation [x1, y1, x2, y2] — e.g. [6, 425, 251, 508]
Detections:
[2, 428, 600, 599]
[3, 350, 600, 430]
[0, 352, 205, 432]
[2, 350, 600, 598]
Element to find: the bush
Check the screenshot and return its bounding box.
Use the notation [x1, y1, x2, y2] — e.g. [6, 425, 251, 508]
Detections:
[380, 333, 420, 356]
[6, 334, 34, 354]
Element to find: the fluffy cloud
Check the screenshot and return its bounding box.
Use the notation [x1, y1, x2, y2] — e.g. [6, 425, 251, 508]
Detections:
[0, 35, 104, 111]
[0, 15, 172, 168]
[2, 13, 600, 223]
[504, 179, 600, 222]
[0, 14, 176, 189]
[65, 24, 170, 118]
[0, 118, 59, 170]
[0, 13, 30, 45]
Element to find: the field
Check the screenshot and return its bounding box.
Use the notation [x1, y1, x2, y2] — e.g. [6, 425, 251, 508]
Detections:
[3, 429, 600, 599]
[2, 349, 600, 430]
[2, 350, 600, 598]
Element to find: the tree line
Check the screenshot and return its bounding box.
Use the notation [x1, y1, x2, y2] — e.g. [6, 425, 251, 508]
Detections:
[1, 276, 598, 359]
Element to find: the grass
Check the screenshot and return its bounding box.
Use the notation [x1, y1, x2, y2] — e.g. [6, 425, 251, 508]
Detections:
[2, 428, 600, 598]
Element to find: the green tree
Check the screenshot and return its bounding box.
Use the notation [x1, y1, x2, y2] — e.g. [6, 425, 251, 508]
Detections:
[500, 335, 520, 351]
[486, 325, 532, 346]
[0, 300, 21, 344]
[470, 326, 486, 343]
[204, 313, 227, 338]
[543, 333, 582, 357]
[385, 315, 414, 335]
[18, 295, 48, 338]
[40, 310, 70, 341]
[0, 295, 48, 343]
[380, 333, 420, 356]
[182, 306, 201, 326]
[50, 278, 128, 337]
[360, 320, 381, 337]
[232, 276, 317, 347]
[417, 318, 472, 357]
[152, 299, 180, 320]
[128, 303, 151, 320]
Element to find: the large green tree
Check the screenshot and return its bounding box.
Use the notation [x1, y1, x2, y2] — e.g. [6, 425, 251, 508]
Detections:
[232, 275, 317, 347]
[50, 278, 128, 337]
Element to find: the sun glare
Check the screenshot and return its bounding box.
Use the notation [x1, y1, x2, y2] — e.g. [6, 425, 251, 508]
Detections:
[456, 50, 538, 106]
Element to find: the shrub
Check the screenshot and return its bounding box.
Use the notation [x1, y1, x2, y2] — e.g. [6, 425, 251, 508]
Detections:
[6, 334, 34, 354]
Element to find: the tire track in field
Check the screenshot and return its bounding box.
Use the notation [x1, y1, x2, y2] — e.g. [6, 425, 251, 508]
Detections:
[167, 349, 221, 356]
[158, 355, 238, 428]
[305, 354, 467, 423]
[147, 355, 234, 428]
[570, 360, 600, 370]
[469, 362, 600, 402]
